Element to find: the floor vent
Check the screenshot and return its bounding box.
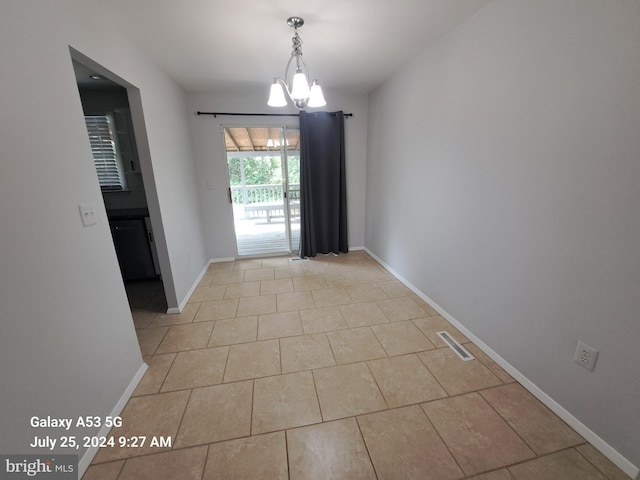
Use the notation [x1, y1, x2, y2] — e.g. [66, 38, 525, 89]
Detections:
[290, 257, 309, 262]
[437, 331, 474, 361]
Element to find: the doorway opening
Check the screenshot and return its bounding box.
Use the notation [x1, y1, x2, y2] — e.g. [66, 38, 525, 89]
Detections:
[71, 53, 168, 320]
[224, 126, 301, 257]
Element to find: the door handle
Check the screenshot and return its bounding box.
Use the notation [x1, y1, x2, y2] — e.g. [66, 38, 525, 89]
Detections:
[228, 187, 232, 203]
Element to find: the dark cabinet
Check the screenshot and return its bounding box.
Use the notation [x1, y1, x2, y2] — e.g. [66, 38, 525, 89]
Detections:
[110, 218, 156, 281]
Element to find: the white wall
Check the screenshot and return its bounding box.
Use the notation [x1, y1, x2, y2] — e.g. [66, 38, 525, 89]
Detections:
[187, 89, 368, 259]
[0, 0, 207, 472]
[366, 0, 640, 475]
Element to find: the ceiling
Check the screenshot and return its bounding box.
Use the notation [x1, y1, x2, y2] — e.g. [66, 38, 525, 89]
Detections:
[225, 127, 300, 153]
[90, 0, 493, 94]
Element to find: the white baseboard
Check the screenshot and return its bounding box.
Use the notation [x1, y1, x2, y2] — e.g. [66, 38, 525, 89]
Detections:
[364, 248, 639, 480]
[77, 362, 148, 478]
[167, 260, 215, 314]
[211, 257, 236, 263]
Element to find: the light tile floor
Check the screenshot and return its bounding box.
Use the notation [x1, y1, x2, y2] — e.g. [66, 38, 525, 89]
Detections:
[84, 252, 630, 480]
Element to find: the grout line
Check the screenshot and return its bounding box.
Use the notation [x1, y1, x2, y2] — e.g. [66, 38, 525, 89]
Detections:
[353, 415, 380, 480]
[155, 352, 179, 394]
[478, 387, 541, 457]
[573, 444, 620, 480]
[310, 369, 326, 422]
[419, 405, 467, 477]
[284, 429, 291, 480]
[415, 347, 453, 397]
[249, 379, 255, 437]
[363, 361, 389, 410]
[112, 455, 126, 480]
[199, 444, 210, 480]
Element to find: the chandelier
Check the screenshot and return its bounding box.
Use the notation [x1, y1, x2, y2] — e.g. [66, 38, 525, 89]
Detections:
[267, 17, 326, 110]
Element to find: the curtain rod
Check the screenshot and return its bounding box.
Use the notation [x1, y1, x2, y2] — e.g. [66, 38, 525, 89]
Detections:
[196, 111, 353, 118]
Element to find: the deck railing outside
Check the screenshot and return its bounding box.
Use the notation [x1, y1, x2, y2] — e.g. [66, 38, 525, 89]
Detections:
[230, 184, 301, 256]
[230, 184, 300, 219]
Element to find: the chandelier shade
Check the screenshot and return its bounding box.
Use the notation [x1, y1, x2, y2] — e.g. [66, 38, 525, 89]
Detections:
[267, 17, 326, 110]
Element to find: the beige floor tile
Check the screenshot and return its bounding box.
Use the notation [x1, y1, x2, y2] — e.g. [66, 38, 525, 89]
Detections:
[345, 283, 388, 303]
[135, 326, 169, 355]
[339, 302, 390, 328]
[243, 267, 275, 282]
[509, 449, 608, 480]
[234, 259, 264, 270]
[161, 346, 229, 391]
[300, 306, 348, 334]
[376, 280, 414, 298]
[132, 310, 158, 329]
[367, 354, 447, 407]
[576, 444, 631, 480]
[412, 316, 470, 347]
[301, 262, 335, 276]
[93, 390, 190, 462]
[467, 470, 515, 480]
[411, 296, 440, 316]
[311, 287, 353, 307]
[481, 383, 583, 454]
[194, 298, 239, 321]
[377, 296, 427, 321]
[149, 303, 200, 327]
[261, 257, 291, 268]
[275, 265, 305, 279]
[133, 353, 175, 396]
[188, 284, 228, 302]
[260, 278, 295, 295]
[207, 261, 235, 272]
[82, 460, 124, 480]
[252, 371, 322, 434]
[370, 320, 435, 356]
[118, 446, 207, 480]
[107, 254, 616, 480]
[280, 333, 336, 373]
[353, 268, 393, 283]
[293, 275, 328, 291]
[326, 327, 387, 364]
[203, 432, 288, 480]
[197, 271, 215, 286]
[208, 316, 257, 347]
[223, 339, 280, 382]
[352, 255, 381, 269]
[323, 272, 359, 287]
[175, 381, 253, 448]
[276, 291, 316, 312]
[313, 363, 387, 421]
[224, 281, 261, 298]
[155, 321, 214, 354]
[237, 294, 277, 317]
[422, 393, 535, 476]
[358, 405, 463, 480]
[212, 270, 245, 284]
[258, 311, 303, 340]
[418, 348, 502, 395]
[287, 418, 377, 480]
[464, 343, 514, 383]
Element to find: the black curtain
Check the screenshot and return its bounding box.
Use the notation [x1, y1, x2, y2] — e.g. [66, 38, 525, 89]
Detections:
[298, 111, 348, 258]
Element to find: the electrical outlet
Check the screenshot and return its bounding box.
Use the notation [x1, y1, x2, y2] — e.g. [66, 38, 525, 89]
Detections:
[573, 340, 599, 372]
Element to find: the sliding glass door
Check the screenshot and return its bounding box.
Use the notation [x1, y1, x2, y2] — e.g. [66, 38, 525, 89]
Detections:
[224, 126, 300, 257]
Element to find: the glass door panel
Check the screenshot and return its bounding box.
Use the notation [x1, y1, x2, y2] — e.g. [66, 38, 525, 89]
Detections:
[225, 126, 300, 257]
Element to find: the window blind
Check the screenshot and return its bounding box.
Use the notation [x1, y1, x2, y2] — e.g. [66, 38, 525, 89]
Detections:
[85, 115, 126, 191]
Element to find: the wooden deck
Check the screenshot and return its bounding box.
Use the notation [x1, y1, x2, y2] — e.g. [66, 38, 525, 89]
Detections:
[234, 216, 300, 257]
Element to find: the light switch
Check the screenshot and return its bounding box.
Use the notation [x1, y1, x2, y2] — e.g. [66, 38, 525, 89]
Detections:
[79, 203, 98, 227]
